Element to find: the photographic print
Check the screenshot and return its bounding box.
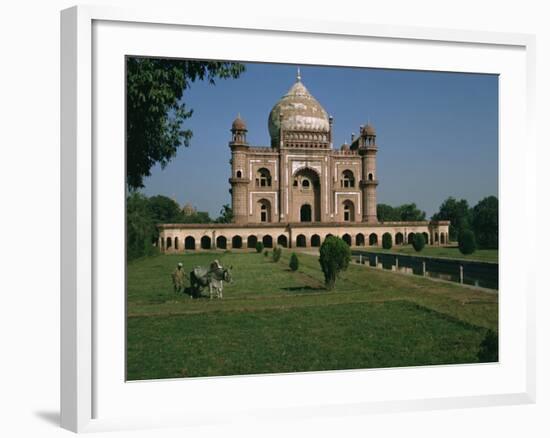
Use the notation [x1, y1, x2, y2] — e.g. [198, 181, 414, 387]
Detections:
[125, 59, 498, 381]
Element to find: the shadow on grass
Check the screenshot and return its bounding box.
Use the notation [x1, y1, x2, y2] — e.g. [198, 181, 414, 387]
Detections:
[280, 286, 326, 293]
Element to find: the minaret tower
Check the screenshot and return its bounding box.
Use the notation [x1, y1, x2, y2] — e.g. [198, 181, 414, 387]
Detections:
[229, 115, 250, 224]
[359, 123, 379, 223]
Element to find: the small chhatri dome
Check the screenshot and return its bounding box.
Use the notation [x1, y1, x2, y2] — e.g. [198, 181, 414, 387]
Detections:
[268, 69, 330, 144]
[365, 123, 376, 135]
[232, 114, 247, 131]
[340, 142, 350, 151]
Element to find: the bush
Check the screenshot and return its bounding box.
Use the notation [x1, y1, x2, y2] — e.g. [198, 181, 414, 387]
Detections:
[319, 236, 352, 289]
[382, 233, 392, 249]
[458, 229, 476, 255]
[477, 330, 498, 362]
[272, 246, 282, 262]
[264, 250, 269, 257]
[289, 253, 299, 271]
[412, 233, 425, 252]
[255, 241, 264, 253]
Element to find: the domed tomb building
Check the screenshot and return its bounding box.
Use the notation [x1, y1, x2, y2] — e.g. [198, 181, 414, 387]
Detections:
[157, 71, 449, 251]
[230, 70, 377, 224]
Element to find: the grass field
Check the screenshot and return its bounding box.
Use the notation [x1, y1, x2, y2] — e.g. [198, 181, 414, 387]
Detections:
[127, 250, 498, 380]
[365, 245, 498, 263]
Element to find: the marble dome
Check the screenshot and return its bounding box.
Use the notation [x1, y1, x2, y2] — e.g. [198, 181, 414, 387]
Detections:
[268, 71, 330, 145]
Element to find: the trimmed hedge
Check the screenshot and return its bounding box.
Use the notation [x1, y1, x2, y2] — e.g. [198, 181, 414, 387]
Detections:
[319, 236, 352, 290]
[272, 246, 282, 262]
[255, 241, 264, 253]
[412, 232, 425, 252]
[458, 229, 476, 255]
[289, 253, 299, 271]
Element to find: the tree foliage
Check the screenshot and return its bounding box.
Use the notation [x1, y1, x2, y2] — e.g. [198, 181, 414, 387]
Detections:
[382, 232, 393, 249]
[471, 196, 498, 249]
[126, 58, 245, 189]
[458, 229, 476, 255]
[255, 241, 264, 253]
[377, 203, 426, 222]
[215, 204, 234, 224]
[412, 232, 425, 252]
[289, 253, 299, 271]
[477, 330, 498, 363]
[126, 193, 218, 259]
[148, 195, 182, 224]
[398, 203, 426, 221]
[126, 193, 158, 261]
[432, 197, 471, 241]
[376, 204, 401, 221]
[272, 246, 282, 263]
[319, 236, 351, 289]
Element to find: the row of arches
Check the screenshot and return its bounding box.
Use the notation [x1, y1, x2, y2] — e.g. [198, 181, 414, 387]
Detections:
[160, 230, 447, 251]
[160, 234, 289, 251]
[251, 167, 367, 191]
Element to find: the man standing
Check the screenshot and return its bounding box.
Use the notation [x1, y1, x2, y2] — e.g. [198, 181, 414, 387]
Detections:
[171, 262, 185, 294]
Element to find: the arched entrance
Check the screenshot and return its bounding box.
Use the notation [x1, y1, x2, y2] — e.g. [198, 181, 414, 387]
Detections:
[369, 233, 378, 246]
[277, 234, 288, 248]
[300, 204, 312, 222]
[247, 235, 258, 249]
[396, 232, 404, 245]
[232, 235, 242, 249]
[292, 167, 321, 222]
[258, 199, 271, 223]
[342, 234, 352, 246]
[201, 236, 211, 249]
[216, 236, 227, 249]
[343, 200, 355, 222]
[262, 235, 273, 248]
[296, 234, 306, 247]
[184, 236, 195, 250]
[311, 234, 321, 247]
[355, 233, 365, 246]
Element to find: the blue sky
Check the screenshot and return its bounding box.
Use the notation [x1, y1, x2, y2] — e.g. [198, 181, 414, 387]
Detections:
[140, 62, 498, 218]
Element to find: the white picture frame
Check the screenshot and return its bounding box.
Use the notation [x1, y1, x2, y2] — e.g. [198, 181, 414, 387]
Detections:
[60, 5, 536, 433]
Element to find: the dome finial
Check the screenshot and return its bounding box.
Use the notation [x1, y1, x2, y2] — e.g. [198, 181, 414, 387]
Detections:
[296, 67, 301, 82]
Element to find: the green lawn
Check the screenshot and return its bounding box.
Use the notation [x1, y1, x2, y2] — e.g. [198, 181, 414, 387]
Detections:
[364, 245, 498, 263]
[127, 250, 498, 380]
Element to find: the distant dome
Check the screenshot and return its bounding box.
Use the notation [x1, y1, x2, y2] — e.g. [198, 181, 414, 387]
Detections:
[232, 115, 247, 131]
[268, 72, 330, 144]
[365, 123, 376, 135]
[340, 142, 350, 151]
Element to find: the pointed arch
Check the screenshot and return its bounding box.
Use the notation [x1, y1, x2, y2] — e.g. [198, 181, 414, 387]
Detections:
[232, 235, 243, 249]
[216, 236, 227, 249]
[184, 236, 195, 250]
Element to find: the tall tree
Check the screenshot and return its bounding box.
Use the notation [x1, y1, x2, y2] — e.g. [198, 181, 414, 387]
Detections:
[377, 203, 400, 221]
[126, 58, 246, 189]
[471, 196, 498, 249]
[377, 203, 425, 222]
[126, 193, 157, 260]
[432, 197, 471, 241]
[148, 195, 183, 224]
[215, 204, 234, 224]
[397, 203, 426, 221]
